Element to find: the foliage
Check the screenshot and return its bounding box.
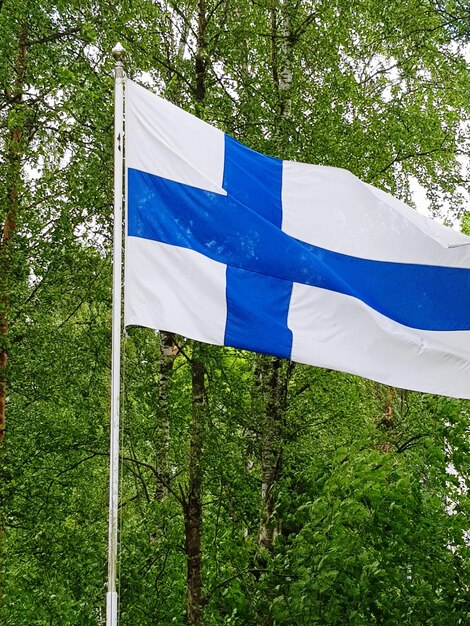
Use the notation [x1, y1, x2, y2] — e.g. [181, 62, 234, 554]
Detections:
[0, 0, 469, 624]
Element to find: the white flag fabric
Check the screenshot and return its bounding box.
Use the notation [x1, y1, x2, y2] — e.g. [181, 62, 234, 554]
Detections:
[124, 78, 470, 399]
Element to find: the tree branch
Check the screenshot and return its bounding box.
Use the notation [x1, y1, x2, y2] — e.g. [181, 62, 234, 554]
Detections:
[26, 27, 81, 47]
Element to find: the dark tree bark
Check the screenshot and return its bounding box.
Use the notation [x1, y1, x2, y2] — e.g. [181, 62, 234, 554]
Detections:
[184, 2, 208, 623]
[376, 384, 397, 453]
[0, 25, 27, 613]
[195, 0, 206, 105]
[154, 331, 176, 500]
[258, 0, 296, 555]
[0, 25, 27, 442]
[185, 346, 205, 626]
[258, 357, 291, 552]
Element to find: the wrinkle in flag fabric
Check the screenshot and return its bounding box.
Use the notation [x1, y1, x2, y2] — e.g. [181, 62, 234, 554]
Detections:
[124, 78, 470, 399]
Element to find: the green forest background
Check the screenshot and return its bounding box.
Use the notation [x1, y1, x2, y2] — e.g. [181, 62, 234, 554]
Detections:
[1, 0, 469, 624]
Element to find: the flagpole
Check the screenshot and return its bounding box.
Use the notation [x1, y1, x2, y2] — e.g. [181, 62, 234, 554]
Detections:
[107, 42, 125, 626]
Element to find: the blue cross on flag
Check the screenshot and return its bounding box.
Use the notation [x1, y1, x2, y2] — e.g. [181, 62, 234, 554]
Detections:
[124, 79, 470, 399]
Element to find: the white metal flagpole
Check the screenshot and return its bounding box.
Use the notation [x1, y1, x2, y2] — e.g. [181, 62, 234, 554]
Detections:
[106, 42, 126, 626]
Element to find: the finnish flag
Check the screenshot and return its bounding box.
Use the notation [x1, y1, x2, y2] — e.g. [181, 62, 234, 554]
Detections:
[124, 79, 470, 399]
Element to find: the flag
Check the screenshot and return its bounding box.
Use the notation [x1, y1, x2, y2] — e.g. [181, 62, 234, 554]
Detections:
[124, 78, 470, 399]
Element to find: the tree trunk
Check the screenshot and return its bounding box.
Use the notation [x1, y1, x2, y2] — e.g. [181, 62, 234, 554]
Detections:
[0, 25, 27, 614]
[270, 0, 294, 128]
[195, 0, 206, 107]
[376, 384, 397, 453]
[257, 357, 292, 552]
[258, 0, 296, 554]
[185, 345, 205, 626]
[154, 331, 176, 500]
[184, 2, 208, 623]
[255, 8, 296, 623]
[0, 26, 27, 443]
[258, 357, 284, 551]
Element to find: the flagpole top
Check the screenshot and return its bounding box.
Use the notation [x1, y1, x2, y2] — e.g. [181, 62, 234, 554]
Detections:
[112, 42, 126, 62]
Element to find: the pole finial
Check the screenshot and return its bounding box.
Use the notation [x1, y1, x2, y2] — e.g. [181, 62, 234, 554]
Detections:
[113, 42, 126, 61]
[112, 42, 126, 79]
[112, 42, 126, 62]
